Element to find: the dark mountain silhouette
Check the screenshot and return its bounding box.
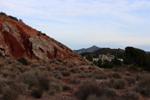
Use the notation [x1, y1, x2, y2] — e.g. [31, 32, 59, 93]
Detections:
[74, 45, 100, 54]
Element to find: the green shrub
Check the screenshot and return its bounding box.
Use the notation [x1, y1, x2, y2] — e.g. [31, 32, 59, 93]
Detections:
[17, 57, 28, 65]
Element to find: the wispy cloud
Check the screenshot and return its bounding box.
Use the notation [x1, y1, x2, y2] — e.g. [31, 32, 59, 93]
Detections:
[1, 0, 150, 50]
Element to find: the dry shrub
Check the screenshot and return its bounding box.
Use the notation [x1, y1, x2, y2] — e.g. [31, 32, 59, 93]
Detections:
[3, 87, 18, 100]
[69, 76, 81, 84]
[61, 71, 70, 76]
[107, 79, 126, 89]
[75, 81, 118, 100]
[91, 70, 107, 79]
[0, 70, 12, 78]
[52, 71, 62, 79]
[31, 87, 43, 98]
[134, 74, 150, 97]
[70, 68, 81, 73]
[63, 85, 71, 91]
[18, 71, 38, 89]
[30, 63, 40, 68]
[9, 82, 27, 94]
[0, 78, 7, 93]
[49, 78, 63, 92]
[108, 72, 122, 79]
[121, 91, 140, 100]
[124, 76, 136, 85]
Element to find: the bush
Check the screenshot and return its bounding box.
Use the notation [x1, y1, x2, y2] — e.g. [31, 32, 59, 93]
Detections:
[69, 76, 81, 84]
[124, 76, 136, 85]
[3, 87, 18, 100]
[134, 74, 150, 97]
[122, 91, 140, 100]
[17, 57, 28, 65]
[75, 81, 117, 100]
[111, 72, 122, 79]
[31, 87, 43, 98]
[107, 79, 126, 89]
[30, 63, 40, 68]
[61, 71, 70, 76]
[70, 68, 81, 73]
[63, 85, 71, 91]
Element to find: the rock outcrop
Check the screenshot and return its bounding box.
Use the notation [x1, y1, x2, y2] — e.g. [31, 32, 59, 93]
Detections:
[0, 13, 82, 61]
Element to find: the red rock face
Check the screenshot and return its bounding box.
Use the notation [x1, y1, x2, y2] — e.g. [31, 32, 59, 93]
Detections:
[0, 15, 82, 61]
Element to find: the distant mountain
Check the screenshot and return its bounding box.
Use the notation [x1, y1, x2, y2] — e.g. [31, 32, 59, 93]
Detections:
[74, 45, 100, 54]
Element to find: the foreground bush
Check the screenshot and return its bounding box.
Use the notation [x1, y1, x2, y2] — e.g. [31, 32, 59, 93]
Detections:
[122, 91, 140, 100]
[3, 87, 18, 100]
[31, 87, 43, 98]
[134, 74, 150, 97]
[75, 81, 117, 100]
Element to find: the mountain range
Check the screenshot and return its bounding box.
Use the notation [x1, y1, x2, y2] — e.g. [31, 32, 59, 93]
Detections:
[74, 45, 100, 54]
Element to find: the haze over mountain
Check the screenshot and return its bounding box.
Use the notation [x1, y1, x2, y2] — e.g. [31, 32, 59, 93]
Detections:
[74, 45, 100, 54]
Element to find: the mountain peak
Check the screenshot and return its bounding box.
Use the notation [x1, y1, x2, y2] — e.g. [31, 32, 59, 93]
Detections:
[74, 45, 100, 54]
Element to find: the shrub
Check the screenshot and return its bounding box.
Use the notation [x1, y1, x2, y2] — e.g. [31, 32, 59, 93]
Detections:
[63, 85, 71, 91]
[61, 71, 70, 76]
[30, 63, 40, 68]
[17, 57, 28, 65]
[107, 79, 126, 89]
[38, 73, 49, 90]
[113, 79, 126, 89]
[3, 87, 18, 100]
[70, 68, 81, 73]
[121, 91, 140, 100]
[134, 74, 150, 97]
[86, 94, 102, 100]
[49, 89, 56, 96]
[75, 81, 118, 100]
[31, 87, 43, 98]
[69, 76, 81, 84]
[111, 72, 122, 79]
[124, 76, 136, 85]
[18, 71, 38, 89]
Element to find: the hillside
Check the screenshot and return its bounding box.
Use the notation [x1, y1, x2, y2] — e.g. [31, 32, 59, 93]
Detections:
[74, 45, 100, 54]
[0, 12, 83, 62]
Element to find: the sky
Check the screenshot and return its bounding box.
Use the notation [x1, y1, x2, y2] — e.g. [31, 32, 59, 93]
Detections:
[1, 0, 150, 51]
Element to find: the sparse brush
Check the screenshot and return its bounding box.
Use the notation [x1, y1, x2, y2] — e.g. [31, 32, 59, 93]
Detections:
[124, 76, 136, 85]
[107, 79, 126, 89]
[134, 74, 150, 97]
[31, 87, 43, 98]
[70, 68, 81, 73]
[3, 87, 18, 100]
[75, 81, 118, 100]
[61, 71, 70, 76]
[30, 63, 40, 68]
[63, 85, 71, 91]
[109, 72, 122, 79]
[69, 76, 81, 84]
[121, 91, 140, 100]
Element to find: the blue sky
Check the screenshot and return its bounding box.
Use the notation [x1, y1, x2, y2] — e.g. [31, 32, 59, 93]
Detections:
[1, 0, 150, 51]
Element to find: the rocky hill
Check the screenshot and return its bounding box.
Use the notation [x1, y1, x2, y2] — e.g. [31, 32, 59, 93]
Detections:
[74, 45, 100, 54]
[0, 12, 83, 61]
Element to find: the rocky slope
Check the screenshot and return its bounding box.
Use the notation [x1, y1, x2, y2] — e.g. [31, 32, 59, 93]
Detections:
[0, 13, 82, 61]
